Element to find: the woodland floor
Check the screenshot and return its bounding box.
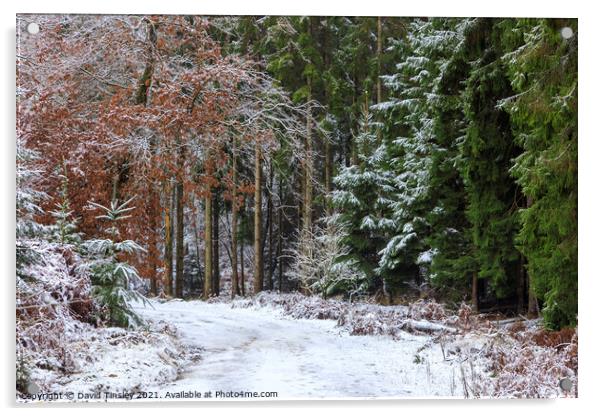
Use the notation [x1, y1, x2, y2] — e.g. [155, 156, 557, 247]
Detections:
[133, 297, 484, 399]
[18, 291, 576, 402]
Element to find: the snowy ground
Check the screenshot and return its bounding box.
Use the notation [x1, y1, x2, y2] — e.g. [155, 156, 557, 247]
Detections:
[18, 320, 194, 403]
[132, 299, 479, 400]
[18, 289, 576, 402]
[16, 242, 196, 404]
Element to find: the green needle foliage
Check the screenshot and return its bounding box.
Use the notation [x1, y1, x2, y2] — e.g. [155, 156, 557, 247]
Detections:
[49, 164, 81, 246]
[83, 197, 149, 328]
[501, 19, 578, 329]
[328, 17, 577, 328]
[460, 18, 523, 300]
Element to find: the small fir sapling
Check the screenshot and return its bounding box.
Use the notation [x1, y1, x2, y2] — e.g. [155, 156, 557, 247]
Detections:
[82, 197, 149, 327]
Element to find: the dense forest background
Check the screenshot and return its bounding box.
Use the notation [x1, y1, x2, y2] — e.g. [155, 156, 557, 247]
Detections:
[17, 15, 577, 331]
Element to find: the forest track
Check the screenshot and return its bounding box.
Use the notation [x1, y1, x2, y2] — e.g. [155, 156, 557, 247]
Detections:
[134, 299, 468, 399]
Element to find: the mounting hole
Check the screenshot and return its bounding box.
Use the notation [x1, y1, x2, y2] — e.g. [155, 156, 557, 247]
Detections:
[560, 27, 574, 39]
[26, 22, 40, 35]
[26, 380, 40, 395]
[559, 377, 573, 392]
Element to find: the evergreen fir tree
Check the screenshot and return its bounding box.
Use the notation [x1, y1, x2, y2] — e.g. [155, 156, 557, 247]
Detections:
[501, 19, 578, 328]
[49, 163, 81, 246]
[459, 18, 523, 302]
[83, 197, 148, 327]
[426, 19, 475, 300]
[331, 107, 392, 294]
[376, 19, 466, 294]
[16, 137, 47, 280]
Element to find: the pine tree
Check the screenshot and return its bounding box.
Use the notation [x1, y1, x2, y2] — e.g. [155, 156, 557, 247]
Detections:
[331, 107, 391, 295]
[426, 19, 475, 302]
[501, 19, 578, 328]
[459, 18, 523, 303]
[83, 197, 148, 327]
[16, 138, 47, 280]
[49, 164, 81, 246]
[376, 19, 465, 295]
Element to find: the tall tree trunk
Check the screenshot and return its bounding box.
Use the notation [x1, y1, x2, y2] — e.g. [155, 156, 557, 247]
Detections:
[324, 140, 332, 196]
[231, 139, 239, 298]
[191, 198, 203, 296]
[253, 142, 263, 294]
[164, 181, 174, 297]
[137, 18, 159, 296]
[175, 180, 184, 298]
[517, 255, 526, 314]
[472, 271, 479, 312]
[135, 18, 157, 106]
[303, 80, 313, 256]
[351, 90, 359, 166]
[299, 167, 305, 234]
[212, 189, 220, 296]
[146, 182, 159, 296]
[528, 281, 539, 318]
[526, 196, 539, 318]
[147, 170, 160, 297]
[376, 16, 383, 144]
[376, 16, 382, 105]
[278, 175, 284, 292]
[149, 268, 157, 295]
[267, 163, 274, 291]
[149, 203, 158, 296]
[203, 191, 213, 298]
[240, 239, 245, 296]
[322, 25, 333, 202]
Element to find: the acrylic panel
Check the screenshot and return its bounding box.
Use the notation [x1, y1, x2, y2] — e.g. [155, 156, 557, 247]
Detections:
[16, 14, 578, 402]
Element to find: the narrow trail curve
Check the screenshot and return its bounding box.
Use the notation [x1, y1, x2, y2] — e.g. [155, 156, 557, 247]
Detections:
[134, 300, 464, 399]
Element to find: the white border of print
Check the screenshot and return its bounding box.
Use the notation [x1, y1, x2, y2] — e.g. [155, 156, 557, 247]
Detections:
[1, 1, 595, 415]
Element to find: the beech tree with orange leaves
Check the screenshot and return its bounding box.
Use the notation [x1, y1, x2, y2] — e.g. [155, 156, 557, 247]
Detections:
[18, 14, 309, 300]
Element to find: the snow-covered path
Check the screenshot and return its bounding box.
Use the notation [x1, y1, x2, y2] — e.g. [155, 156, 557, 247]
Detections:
[134, 299, 465, 399]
